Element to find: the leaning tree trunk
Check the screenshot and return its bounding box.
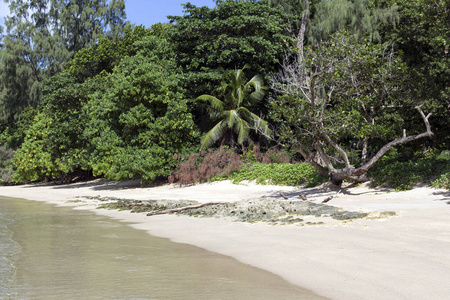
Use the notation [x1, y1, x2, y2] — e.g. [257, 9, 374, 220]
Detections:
[317, 106, 433, 187]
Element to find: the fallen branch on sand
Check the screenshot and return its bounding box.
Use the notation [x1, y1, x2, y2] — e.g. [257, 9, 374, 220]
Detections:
[146, 202, 228, 216]
[279, 193, 288, 199]
[322, 190, 341, 203]
[299, 194, 308, 201]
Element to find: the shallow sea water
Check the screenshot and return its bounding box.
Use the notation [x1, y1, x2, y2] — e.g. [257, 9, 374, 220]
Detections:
[0, 196, 326, 299]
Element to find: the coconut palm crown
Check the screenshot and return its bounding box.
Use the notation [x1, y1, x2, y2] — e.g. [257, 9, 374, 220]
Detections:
[196, 66, 272, 148]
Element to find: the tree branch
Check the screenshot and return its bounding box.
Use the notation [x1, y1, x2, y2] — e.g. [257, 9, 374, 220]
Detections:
[355, 106, 433, 175]
[314, 141, 336, 173]
[295, 145, 329, 175]
[319, 126, 352, 168]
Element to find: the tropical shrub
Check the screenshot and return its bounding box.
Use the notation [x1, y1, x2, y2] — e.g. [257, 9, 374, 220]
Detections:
[431, 173, 450, 190]
[169, 1, 293, 97]
[84, 36, 199, 182]
[241, 143, 291, 164]
[368, 149, 450, 190]
[228, 162, 325, 186]
[169, 146, 242, 186]
[12, 29, 199, 183]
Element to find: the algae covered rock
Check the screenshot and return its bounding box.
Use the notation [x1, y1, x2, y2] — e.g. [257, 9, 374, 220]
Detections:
[99, 197, 393, 225]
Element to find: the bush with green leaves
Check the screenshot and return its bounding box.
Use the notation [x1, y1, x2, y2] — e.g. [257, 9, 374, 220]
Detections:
[368, 149, 450, 190]
[11, 71, 108, 182]
[431, 173, 450, 190]
[228, 162, 326, 186]
[241, 143, 291, 164]
[169, 1, 293, 75]
[84, 36, 199, 182]
[12, 112, 72, 182]
[12, 29, 199, 183]
[430, 150, 450, 190]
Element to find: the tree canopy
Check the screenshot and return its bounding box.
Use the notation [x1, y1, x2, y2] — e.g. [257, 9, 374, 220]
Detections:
[0, 0, 127, 126]
[270, 31, 433, 185]
[0, 0, 447, 185]
[168, 1, 294, 97]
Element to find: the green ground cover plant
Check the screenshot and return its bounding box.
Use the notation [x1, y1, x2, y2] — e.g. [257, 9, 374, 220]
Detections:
[169, 145, 328, 187]
[227, 162, 327, 186]
[368, 149, 450, 190]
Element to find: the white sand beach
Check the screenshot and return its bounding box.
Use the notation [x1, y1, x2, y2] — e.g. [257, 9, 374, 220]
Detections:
[1, 180, 449, 300]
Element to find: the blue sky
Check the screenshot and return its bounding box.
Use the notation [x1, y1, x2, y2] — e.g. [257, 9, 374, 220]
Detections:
[126, 0, 215, 27]
[0, 1, 216, 29]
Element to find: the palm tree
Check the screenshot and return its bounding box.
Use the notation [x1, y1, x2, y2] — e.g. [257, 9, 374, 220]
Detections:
[196, 66, 272, 148]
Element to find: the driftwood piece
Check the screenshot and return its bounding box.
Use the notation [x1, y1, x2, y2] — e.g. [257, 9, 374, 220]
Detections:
[279, 193, 288, 199]
[146, 202, 228, 216]
[322, 190, 341, 203]
[322, 196, 333, 203]
[299, 194, 308, 201]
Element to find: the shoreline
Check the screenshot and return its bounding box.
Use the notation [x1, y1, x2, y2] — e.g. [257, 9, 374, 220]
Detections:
[1, 180, 449, 299]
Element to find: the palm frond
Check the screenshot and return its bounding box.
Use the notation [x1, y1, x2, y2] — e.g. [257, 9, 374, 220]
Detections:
[237, 107, 273, 138]
[236, 87, 245, 107]
[196, 95, 224, 111]
[250, 113, 273, 137]
[245, 75, 266, 105]
[234, 117, 250, 145]
[197, 66, 270, 148]
[225, 110, 239, 128]
[235, 67, 248, 86]
[196, 95, 225, 119]
[200, 120, 228, 148]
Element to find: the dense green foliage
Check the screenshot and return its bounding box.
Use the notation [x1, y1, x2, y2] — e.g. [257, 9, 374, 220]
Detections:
[11, 27, 199, 182]
[0, 0, 127, 126]
[269, 0, 398, 43]
[431, 173, 450, 190]
[228, 162, 325, 186]
[0, 0, 447, 189]
[84, 37, 198, 181]
[168, 1, 294, 97]
[377, 0, 449, 148]
[368, 149, 450, 190]
[0, 145, 13, 183]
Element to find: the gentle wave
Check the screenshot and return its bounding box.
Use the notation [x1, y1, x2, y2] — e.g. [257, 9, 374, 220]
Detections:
[0, 213, 21, 299]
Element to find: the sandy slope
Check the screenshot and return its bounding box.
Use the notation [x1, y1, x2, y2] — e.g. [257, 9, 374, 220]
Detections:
[1, 180, 449, 300]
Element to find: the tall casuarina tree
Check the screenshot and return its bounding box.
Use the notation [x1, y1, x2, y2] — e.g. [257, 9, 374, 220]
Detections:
[0, 0, 127, 125]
